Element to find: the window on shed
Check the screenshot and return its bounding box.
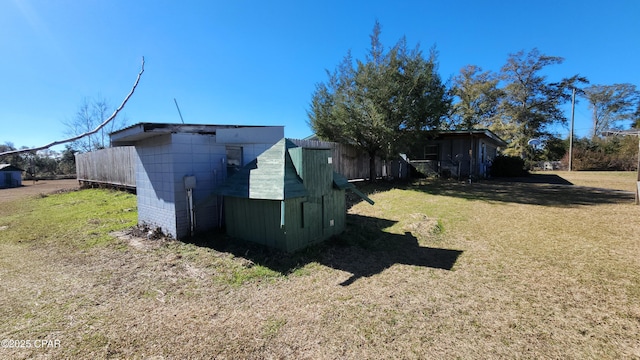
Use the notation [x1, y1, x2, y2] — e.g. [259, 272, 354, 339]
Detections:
[226, 146, 243, 177]
[423, 145, 439, 160]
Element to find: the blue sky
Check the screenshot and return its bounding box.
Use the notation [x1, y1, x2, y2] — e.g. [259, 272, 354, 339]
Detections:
[2, 0, 639, 151]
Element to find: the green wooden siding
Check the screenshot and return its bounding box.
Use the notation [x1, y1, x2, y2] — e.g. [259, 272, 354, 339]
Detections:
[283, 198, 305, 252]
[224, 192, 348, 253]
[288, 147, 303, 179]
[216, 139, 307, 200]
[303, 201, 322, 244]
[219, 138, 357, 252]
[247, 141, 286, 200]
[283, 150, 307, 199]
[322, 190, 346, 237]
[225, 198, 286, 249]
[290, 147, 332, 198]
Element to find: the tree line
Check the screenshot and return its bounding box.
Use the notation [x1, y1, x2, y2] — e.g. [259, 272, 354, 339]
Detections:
[308, 21, 640, 178]
[0, 96, 128, 179]
[0, 143, 76, 179]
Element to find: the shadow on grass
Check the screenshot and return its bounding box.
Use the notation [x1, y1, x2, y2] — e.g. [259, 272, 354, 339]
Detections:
[349, 174, 634, 208]
[188, 214, 463, 286]
[326, 214, 463, 286]
[184, 174, 629, 285]
[495, 174, 574, 185]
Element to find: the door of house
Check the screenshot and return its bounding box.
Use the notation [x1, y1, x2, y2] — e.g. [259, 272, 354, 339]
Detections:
[423, 144, 440, 173]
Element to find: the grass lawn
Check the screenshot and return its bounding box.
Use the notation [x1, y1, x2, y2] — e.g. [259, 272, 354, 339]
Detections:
[535, 170, 638, 193]
[1, 173, 639, 359]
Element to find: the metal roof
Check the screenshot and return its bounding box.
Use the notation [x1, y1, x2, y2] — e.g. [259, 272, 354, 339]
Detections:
[0, 164, 24, 172]
[430, 129, 508, 147]
[109, 122, 280, 146]
[602, 129, 640, 136]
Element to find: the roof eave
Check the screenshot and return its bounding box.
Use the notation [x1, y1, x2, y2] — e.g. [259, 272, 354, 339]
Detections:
[432, 129, 507, 147]
[109, 122, 282, 146]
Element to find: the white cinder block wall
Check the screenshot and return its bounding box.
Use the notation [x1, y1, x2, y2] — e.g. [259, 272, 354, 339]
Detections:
[135, 134, 178, 236]
[171, 133, 226, 238]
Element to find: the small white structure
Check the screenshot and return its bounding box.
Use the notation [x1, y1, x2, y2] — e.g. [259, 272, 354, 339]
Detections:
[0, 164, 23, 189]
[110, 123, 284, 239]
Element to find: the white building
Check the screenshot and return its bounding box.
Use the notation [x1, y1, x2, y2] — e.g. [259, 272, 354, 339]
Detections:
[110, 123, 284, 239]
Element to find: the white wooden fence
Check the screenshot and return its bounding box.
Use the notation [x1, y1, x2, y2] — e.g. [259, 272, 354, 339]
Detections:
[75, 146, 136, 188]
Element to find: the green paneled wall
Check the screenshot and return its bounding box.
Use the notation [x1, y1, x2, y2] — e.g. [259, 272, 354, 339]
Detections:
[221, 140, 350, 252]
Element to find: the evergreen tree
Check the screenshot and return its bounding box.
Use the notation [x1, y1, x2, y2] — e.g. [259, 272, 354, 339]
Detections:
[450, 65, 502, 130]
[495, 49, 587, 160]
[308, 21, 450, 180]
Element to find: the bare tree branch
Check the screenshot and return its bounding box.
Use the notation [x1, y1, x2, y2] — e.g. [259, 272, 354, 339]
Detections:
[0, 57, 145, 157]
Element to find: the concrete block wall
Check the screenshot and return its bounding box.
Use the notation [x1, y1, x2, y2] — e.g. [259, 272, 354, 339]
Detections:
[135, 135, 178, 236]
[171, 133, 227, 239]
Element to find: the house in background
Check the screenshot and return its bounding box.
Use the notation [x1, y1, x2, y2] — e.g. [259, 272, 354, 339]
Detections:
[0, 164, 23, 189]
[407, 129, 507, 179]
[216, 138, 373, 252]
[297, 135, 410, 181]
[110, 122, 284, 239]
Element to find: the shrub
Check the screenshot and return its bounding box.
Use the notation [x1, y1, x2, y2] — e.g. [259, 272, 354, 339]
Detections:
[560, 136, 638, 171]
[490, 155, 528, 177]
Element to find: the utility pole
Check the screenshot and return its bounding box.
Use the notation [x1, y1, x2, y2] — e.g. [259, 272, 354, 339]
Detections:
[636, 133, 640, 205]
[569, 88, 575, 171]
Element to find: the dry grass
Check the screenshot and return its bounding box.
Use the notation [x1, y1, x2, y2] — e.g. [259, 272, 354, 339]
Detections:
[537, 170, 637, 192]
[1, 173, 639, 359]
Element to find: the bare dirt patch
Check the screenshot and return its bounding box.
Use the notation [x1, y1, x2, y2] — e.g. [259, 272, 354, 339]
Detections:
[0, 179, 79, 203]
[112, 227, 174, 251]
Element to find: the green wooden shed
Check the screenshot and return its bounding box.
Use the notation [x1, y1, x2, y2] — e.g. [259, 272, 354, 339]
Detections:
[216, 138, 373, 252]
